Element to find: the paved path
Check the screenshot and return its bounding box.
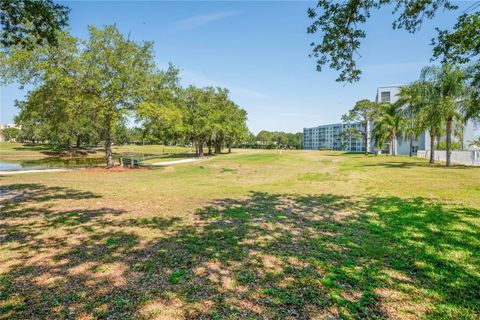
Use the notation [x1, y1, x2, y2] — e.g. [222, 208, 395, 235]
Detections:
[147, 158, 201, 166]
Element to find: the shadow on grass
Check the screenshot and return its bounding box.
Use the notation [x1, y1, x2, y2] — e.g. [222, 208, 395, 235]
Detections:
[363, 160, 474, 170]
[1, 188, 479, 319]
[0, 184, 101, 213]
[322, 151, 371, 156]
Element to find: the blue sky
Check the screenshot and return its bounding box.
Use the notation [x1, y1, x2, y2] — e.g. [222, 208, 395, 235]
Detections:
[0, 1, 472, 133]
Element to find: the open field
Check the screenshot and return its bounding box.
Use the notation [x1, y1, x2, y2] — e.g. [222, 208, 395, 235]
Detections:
[1, 147, 479, 319]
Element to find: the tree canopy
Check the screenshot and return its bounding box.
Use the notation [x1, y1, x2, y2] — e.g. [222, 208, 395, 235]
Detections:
[246, 130, 303, 150]
[0, 0, 70, 48]
[307, 0, 479, 83]
[342, 99, 377, 156]
[1, 24, 250, 164]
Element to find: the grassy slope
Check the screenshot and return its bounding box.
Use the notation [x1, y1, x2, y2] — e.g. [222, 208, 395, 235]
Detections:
[1, 148, 479, 319]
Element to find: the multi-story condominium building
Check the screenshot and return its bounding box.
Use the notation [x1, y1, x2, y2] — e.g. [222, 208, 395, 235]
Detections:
[303, 85, 479, 154]
[375, 85, 424, 154]
[303, 122, 368, 151]
[376, 85, 479, 154]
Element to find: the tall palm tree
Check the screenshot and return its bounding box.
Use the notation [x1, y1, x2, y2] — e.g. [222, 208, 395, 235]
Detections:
[420, 64, 467, 166]
[396, 84, 424, 156]
[397, 81, 443, 163]
[371, 122, 388, 155]
[372, 103, 405, 156]
[417, 98, 444, 164]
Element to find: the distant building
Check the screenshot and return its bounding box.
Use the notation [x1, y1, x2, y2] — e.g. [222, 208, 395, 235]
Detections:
[303, 122, 369, 152]
[0, 123, 19, 142]
[303, 85, 480, 154]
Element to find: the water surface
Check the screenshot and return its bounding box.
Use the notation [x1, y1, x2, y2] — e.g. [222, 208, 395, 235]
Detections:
[0, 153, 167, 171]
[0, 157, 106, 171]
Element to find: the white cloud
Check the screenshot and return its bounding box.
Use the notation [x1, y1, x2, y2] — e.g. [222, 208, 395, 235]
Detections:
[173, 11, 241, 31]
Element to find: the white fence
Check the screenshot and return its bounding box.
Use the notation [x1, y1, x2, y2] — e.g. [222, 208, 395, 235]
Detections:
[417, 150, 480, 166]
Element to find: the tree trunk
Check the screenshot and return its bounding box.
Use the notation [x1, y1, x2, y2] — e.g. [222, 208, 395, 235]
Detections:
[364, 121, 368, 156]
[207, 142, 212, 155]
[228, 145, 232, 153]
[429, 129, 435, 164]
[390, 131, 396, 156]
[76, 136, 81, 148]
[214, 142, 221, 154]
[393, 131, 397, 156]
[409, 136, 413, 157]
[446, 117, 452, 166]
[198, 141, 204, 158]
[391, 137, 394, 156]
[104, 117, 114, 167]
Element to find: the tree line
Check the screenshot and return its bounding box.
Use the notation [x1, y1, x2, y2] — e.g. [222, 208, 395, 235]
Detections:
[0, 25, 249, 166]
[343, 64, 479, 166]
[239, 130, 303, 149]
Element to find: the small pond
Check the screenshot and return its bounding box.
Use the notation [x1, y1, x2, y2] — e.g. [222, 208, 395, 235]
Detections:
[0, 153, 159, 172]
[0, 152, 184, 171]
[0, 157, 106, 171]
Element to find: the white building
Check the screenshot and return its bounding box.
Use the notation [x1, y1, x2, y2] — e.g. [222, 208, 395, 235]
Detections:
[303, 86, 479, 154]
[376, 85, 479, 154]
[303, 122, 369, 151]
[375, 85, 425, 154]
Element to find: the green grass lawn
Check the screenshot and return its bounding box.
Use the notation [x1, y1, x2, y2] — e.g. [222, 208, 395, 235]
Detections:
[0, 148, 479, 319]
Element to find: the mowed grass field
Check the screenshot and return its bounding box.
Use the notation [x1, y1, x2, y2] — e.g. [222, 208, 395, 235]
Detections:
[1, 147, 479, 319]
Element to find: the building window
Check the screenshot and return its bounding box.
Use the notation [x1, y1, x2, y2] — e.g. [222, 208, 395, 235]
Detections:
[381, 91, 391, 102]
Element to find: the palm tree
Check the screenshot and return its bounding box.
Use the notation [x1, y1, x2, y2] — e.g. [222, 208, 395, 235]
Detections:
[420, 64, 467, 166]
[396, 84, 424, 156]
[396, 81, 443, 163]
[372, 103, 404, 156]
[371, 123, 388, 155]
[469, 137, 480, 149]
[418, 101, 444, 164]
